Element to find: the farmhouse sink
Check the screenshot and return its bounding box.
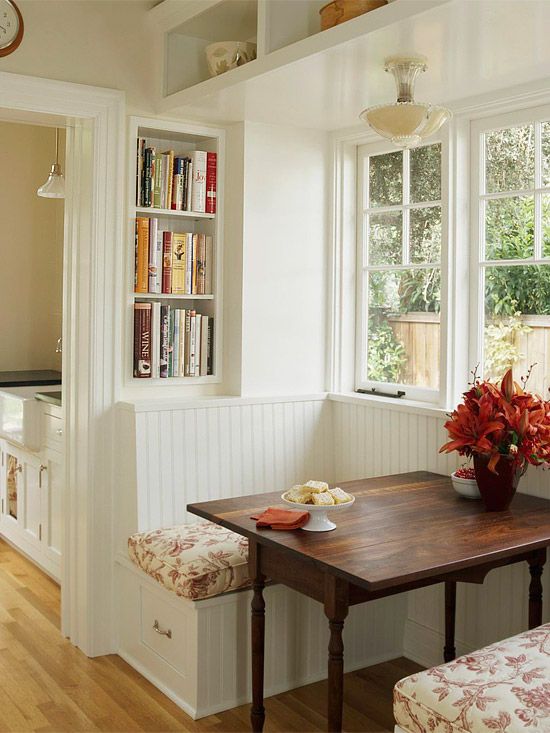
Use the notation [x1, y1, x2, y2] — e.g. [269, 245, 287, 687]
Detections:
[0, 385, 60, 450]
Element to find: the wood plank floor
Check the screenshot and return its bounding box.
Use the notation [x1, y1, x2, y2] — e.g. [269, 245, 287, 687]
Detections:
[0, 539, 422, 732]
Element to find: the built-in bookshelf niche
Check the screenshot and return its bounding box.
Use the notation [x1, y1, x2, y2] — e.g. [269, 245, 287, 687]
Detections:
[128, 116, 224, 386]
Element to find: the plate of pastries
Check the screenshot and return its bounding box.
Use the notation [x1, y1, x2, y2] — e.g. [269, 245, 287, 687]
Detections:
[281, 480, 354, 531]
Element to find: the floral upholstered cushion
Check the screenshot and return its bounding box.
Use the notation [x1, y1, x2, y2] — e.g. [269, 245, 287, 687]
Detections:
[394, 624, 550, 732]
[128, 521, 250, 600]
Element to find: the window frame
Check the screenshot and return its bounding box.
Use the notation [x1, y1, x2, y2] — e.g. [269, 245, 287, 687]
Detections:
[355, 135, 450, 405]
[470, 104, 550, 380]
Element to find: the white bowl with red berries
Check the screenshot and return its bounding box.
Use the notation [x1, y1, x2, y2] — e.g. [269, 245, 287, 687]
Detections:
[451, 466, 481, 499]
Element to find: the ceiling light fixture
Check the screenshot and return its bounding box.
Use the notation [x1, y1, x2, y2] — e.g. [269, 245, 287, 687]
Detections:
[37, 127, 65, 199]
[359, 55, 452, 148]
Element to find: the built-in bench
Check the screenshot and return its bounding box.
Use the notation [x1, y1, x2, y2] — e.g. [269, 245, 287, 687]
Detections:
[116, 520, 402, 719]
[394, 623, 550, 733]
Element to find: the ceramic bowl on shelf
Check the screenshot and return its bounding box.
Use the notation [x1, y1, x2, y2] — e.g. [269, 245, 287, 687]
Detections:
[281, 492, 355, 532]
[451, 470, 481, 500]
[205, 41, 257, 77]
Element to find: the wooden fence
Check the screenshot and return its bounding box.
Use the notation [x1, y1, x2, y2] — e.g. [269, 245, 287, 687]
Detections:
[387, 313, 550, 395]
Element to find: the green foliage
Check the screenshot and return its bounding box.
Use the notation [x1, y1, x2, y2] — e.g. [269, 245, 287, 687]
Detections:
[367, 319, 406, 383]
[484, 314, 531, 382]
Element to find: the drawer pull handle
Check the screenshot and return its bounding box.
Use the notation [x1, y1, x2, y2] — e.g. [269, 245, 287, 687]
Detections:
[56, 429, 63, 436]
[153, 620, 172, 639]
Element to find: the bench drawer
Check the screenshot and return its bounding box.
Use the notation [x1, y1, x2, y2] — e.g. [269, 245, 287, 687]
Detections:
[140, 586, 189, 673]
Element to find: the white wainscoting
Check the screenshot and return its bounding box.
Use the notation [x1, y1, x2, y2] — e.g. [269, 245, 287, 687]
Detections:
[330, 394, 550, 668]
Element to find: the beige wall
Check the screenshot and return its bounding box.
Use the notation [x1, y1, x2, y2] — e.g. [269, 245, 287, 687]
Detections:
[0, 121, 64, 372]
[0, 0, 156, 115]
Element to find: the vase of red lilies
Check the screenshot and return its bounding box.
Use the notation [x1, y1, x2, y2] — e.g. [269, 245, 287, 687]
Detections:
[440, 366, 550, 511]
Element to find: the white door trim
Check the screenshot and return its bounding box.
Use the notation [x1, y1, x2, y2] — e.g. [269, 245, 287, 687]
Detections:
[0, 71, 125, 656]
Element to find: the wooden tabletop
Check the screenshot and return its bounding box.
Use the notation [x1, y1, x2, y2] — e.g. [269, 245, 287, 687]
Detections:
[187, 471, 550, 592]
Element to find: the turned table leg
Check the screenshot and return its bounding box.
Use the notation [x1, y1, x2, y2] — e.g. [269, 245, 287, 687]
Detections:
[249, 541, 266, 733]
[528, 549, 546, 630]
[444, 580, 457, 662]
[324, 575, 349, 733]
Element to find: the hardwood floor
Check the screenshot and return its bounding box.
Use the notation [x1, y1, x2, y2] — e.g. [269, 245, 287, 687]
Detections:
[0, 539, 421, 732]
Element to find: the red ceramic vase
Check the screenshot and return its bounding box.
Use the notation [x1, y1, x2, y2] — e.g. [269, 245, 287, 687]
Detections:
[473, 454, 526, 511]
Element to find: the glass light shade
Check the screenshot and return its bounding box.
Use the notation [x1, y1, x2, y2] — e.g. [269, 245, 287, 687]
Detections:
[360, 102, 452, 149]
[37, 163, 65, 199]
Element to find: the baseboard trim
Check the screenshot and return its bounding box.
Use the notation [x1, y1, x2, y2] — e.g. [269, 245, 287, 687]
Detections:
[403, 619, 471, 668]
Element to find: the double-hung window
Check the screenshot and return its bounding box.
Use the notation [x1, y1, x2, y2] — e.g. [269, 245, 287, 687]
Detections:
[356, 140, 445, 403]
[472, 107, 550, 396]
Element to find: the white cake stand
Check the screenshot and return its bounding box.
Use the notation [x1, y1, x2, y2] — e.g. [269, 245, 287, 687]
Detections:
[281, 492, 355, 532]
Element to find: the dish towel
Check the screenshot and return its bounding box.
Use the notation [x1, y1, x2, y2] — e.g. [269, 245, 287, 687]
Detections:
[251, 507, 310, 530]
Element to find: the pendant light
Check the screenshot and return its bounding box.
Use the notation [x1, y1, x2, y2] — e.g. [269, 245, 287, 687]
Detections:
[359, 55, 451, 149]
[37, 127, 65, 198]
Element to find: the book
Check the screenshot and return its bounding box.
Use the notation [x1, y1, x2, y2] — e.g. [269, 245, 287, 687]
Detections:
[153, 153, 163, 209]
[172, 307, 180, 377]
[160, 305, 169, 378]
[200, 315, 209, 376]
[135, 217, 149, 293]
[142, 147, 154, 207]
[162, 231, 172, 293]
[190, 151, 207, 212]
[168, 308, 175, 376]
[184, 309, 191, 376]
[151, 301, 161, 378]
[194, 313, 202, 377]
[185, 160, 193, 211]
[178, 309, 186, 377]
[164, 150, 174, 210]
[189, 310, 197, 376]
[196, 233, 206, 295]
[207, 318, 214, 375]
[206, 152, 217, 214]
[205, 235, 213, 294]
[134, 303, 151, 378]
[191, 233, 198, 294]
[148, 218, 161, 294]
[171, 232, 186, 295]
[185, 232, 193, 294]
[136, 138, 145, 206]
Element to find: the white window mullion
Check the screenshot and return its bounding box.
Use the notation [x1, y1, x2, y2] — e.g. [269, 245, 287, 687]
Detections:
[535, 120, 542, 259]
[403, 149, 410, 265]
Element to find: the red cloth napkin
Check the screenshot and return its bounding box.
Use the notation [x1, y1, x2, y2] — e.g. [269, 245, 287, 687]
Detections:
[251, 507, 310, 530]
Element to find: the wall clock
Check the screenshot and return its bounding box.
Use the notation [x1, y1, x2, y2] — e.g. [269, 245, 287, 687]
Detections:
[0, 0, 23, 57]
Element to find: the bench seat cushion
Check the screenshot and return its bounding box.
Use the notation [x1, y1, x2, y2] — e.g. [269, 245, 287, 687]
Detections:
[394, 623, 550, 733]
[128, 521, 250, 600]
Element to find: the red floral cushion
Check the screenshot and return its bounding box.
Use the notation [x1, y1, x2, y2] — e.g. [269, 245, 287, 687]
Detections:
[394, 624, 550, 732]
[128, 521, 250, 600]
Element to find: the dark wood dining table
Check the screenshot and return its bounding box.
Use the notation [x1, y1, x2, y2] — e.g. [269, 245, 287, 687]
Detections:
[187, 471, 550, 732]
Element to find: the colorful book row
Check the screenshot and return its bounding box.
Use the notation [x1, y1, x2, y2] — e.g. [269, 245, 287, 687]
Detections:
[134, 303, 213, 379]
[136, 139, 217, 215]
[134, 217, 213, 295]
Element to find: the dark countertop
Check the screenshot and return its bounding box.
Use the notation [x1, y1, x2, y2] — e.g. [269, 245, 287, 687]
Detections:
[0, 370, 62, 387]
[34, 391, 62, 407]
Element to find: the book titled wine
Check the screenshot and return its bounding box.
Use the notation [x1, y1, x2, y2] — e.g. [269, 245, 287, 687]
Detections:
[134, 303, 152, 378]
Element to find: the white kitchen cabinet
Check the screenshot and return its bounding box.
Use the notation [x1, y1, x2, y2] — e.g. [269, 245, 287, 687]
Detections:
[0, 438, 62, 581]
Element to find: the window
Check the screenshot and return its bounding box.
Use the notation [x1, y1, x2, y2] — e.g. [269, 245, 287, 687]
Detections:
[356, 141, 444, 402]
[472, 109, 550, 397]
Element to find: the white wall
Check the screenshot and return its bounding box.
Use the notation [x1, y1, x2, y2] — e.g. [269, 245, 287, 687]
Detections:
[240, 122, 329, 395]
[2, 1, 156, 115]
[0, 121, 64, 372]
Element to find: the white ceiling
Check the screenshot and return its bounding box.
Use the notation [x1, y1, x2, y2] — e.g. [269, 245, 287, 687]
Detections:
[165, 0, 550, 130]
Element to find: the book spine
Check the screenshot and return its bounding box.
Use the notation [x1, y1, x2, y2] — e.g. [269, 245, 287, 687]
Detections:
[136, 138, 144, 206]
[172, 173, 184, 210]
[173, 308, 180, 377]
[197, 233, 206, 295]
[182, 159, 189, 211]
[134, 219, 138, 291]
[194, 313, 201, 377]
[160, 304, 169, 378]
[168, 308, 174, 377]
[191, 233, 198, 294]
[184, 232, 192, 294]
[190, 151, 207, 213]
[205, 235, 213, 294]
[184, 310, 191, 376]
[143, 147, 153, 207]
[151, 301, 161, 379]
[207, 318, 214, 375]
[171, 233, 186, 295]
[153, 153, 162, 209]
[189, 310, 196, 376]
[135, 218, 149, 293]
[134, 303, 152, 378]
[160, 154, 169, 209]
[179, 309, 186, 378]
[186, 161, 193, 211]
[165, 150, 174, 210]
[162, 231, 172, 293]
[148, 218, 160, 293]
[200, 316, 209, 377]
[206, 152, 217, 214]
